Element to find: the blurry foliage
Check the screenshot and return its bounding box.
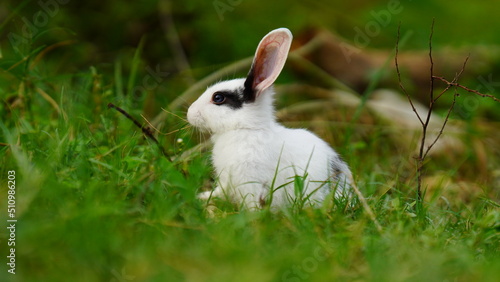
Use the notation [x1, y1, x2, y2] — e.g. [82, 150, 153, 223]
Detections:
[1, 0, 499, 146]
[1, 0, 498, 125]
[3, 0, 500, 73]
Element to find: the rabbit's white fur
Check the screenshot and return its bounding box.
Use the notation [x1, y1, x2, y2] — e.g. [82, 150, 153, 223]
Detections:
[187, 28, 352, 209]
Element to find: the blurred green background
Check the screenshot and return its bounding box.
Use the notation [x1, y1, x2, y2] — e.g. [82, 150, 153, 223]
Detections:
[4, 0, 500, 62]
[2, 0, 500, 109]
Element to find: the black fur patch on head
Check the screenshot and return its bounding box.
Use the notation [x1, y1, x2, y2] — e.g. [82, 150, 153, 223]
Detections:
[212, 90, 245, 109]
[243, 67, 256, 102]
[213, 74, 258, 110]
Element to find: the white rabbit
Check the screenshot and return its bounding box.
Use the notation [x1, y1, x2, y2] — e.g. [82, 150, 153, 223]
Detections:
[187, 28, 352, 209]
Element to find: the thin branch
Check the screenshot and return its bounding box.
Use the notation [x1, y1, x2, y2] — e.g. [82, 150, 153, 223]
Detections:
[428, 18, 435, 104]
[423, 55, 470, 158]
[419, 19, 437, 162]
[423, 89, 458, 160]
[395, 23, 424, 126]
[433, 76, 500, 103]
[397, 20, 499, 205]
[454, 55, 470, 82]
[108, 103, 169, 159]
[413, 19, 438, 200]
[425, 55, 476, 159]
[434, 84, 453, 102]
[434, 55, 469, 98]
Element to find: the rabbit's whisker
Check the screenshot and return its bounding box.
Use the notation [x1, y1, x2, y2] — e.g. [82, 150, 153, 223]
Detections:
[165, 124, 193, 136]
[141, 113, 192, 136]
[161, 107, 189, 123]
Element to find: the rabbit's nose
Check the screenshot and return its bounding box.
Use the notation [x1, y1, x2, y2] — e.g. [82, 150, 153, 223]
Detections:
[187, 107, 202, 126]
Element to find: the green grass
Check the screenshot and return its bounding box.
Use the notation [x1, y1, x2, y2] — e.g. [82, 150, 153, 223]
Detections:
[1, 59, 499, 282]
[1, 2, 500, 281]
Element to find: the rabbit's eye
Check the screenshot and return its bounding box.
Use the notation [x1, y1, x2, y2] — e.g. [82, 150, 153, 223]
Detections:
[212, 92, 226, 105]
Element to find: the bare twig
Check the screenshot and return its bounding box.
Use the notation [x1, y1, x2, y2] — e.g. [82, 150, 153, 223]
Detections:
[433, 76, 500, 103]
[108, 103, 169, 159]
[424, 56, 469, 159]
[428, 19, 435, 106]
[395, 20, 498, 202]
[423, 89, 458, 160]
[434, 56, 469, 101]
[413, 19, 438, 200]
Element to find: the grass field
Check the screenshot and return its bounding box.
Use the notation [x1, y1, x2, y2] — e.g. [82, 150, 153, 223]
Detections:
[1, 1, 500, 281]
[1, 54, 499, 282]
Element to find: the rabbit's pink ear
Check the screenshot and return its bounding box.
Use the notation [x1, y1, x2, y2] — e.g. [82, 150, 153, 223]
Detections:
[245, 28, 292, 98]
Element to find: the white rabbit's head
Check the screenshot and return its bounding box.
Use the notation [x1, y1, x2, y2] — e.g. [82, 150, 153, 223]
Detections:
[187, 28, 292, 134]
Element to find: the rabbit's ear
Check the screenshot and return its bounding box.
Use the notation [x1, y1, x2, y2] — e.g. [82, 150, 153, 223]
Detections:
[244, 28, 292, 99]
